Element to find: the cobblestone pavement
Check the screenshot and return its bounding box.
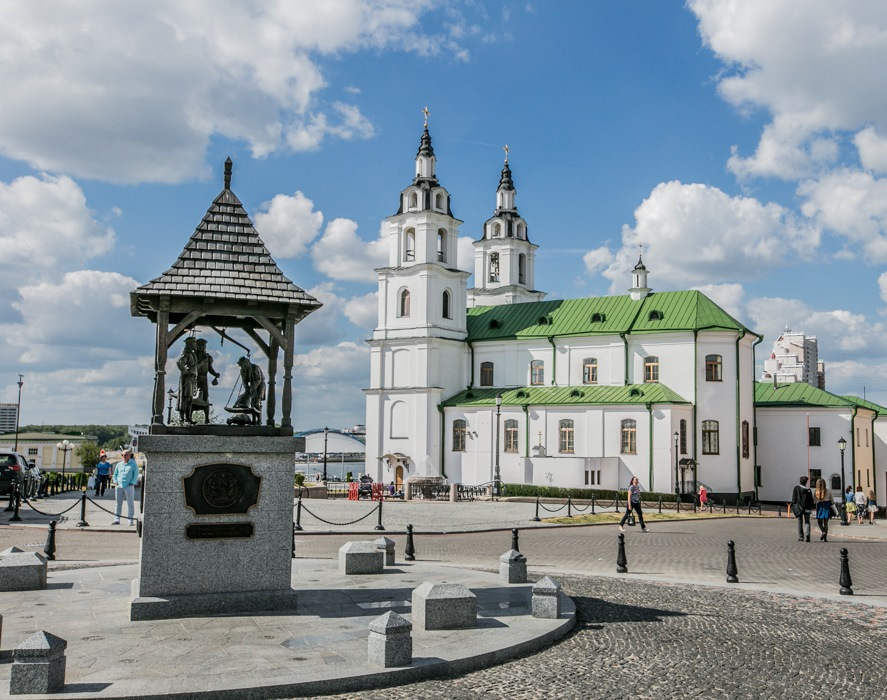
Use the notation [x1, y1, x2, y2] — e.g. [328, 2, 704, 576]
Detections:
[320, 575, 887, 700]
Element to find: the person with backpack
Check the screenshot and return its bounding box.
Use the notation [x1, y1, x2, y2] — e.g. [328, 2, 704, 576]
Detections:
[790, 475, 814, 542]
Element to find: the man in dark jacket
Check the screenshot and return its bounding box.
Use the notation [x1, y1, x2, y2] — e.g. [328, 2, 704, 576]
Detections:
[791, 476, 815, 542]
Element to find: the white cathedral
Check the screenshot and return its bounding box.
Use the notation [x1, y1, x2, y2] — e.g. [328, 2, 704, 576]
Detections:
[364, 123, 761, 499]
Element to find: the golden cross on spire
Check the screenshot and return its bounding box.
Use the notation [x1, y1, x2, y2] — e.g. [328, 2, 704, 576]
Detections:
[504, 144, 510, 163]
[422, 106, 430, 127]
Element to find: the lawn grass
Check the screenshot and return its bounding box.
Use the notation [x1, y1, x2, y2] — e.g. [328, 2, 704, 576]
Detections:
[543, 510, 766, 526]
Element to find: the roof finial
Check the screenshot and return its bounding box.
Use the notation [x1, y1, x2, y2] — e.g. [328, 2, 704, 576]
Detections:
[503, 143, 509, 164]
[224, 157, 233, 190]
[422, 105, 430, 128]
[638, 242, 644, 263]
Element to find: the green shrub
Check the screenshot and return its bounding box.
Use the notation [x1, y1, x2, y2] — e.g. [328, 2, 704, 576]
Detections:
[501, 483, 678, 502]
[294, 473, 305, 487]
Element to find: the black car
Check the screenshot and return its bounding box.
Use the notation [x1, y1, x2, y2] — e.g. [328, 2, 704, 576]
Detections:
[0, 451, 27, 496]
[358, 474, 374, 498]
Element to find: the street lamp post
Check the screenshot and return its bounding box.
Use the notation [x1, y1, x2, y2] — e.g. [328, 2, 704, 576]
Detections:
[322, 427, 329, 483]
[494, 394, 502, 498]
[13, 374, 23, 453]
[838, 436, 848, 527]
[56, 439, 71, 477]
[166, 389, 177, 424]
[673, 430, 680, 498]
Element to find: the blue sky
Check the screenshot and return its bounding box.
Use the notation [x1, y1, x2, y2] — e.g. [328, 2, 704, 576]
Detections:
[3, 1, 887, 429]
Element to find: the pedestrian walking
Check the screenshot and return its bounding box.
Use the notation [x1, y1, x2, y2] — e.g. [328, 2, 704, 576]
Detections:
[619, 476, 649, 533]
[814, 478, 832, 542]
[854, 486, 867, 525]
[698, 484, 708, 509]
[845, 486, 856, 524]
[790, 476, 814, 542]
[867, 489, 878, 525]
[95, 454, 112, 497]
[111, 450, 139, 526]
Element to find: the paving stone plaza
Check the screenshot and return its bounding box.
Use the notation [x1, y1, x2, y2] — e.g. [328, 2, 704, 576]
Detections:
[0, 496, 886, 698]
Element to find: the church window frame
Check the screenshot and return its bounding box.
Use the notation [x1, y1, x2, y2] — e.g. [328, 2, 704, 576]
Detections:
[398, 288, 411, 318]
[435, 192, 444, 210]
[409, 191, 418, 209]
[559, 419, 575, 454]
[437, 229, 447, 262]
[621, 419, 637, 454]
[516, 222, 525, 239]
[489, 252, 500, 282]
[404, 228, 415, 262]
[442, 290, 452, 320]
[742, 420, 750, 458]
[530, 360, 544, 385]
[705, 354, 723, 382]
[680, 418, 687, 454]
[504, 419, 519, 453]
[480, 361, 494, 387]
[492, 222, 502, 238]
[518, 253, 526, 284]
[452, 419, 467, 452]
[702, 420, 719, 455]
[644, 356, 659, 383]
[582, 358, 598, 384]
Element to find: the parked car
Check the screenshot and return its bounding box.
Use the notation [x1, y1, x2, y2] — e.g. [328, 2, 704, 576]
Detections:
[358, 474, 374, 498]
[0, 450, 27, 496]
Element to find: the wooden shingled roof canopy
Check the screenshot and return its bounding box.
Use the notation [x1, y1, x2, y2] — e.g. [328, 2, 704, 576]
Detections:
[131, 158, 321, 436]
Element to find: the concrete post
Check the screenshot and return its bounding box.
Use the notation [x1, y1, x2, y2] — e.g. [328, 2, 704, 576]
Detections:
[10, 630, 67, 695]
[367, 611, 412, 668]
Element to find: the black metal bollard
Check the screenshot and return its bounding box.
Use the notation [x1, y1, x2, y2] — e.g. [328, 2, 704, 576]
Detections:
[676, 497, 681, 513]
[374, 499, 385, 531]
[566, 497, 572, 518]
[532, 497, 541, 522]
[591, 493, 596, 515]
[839, 548, 853, 595]
[658, 496, 662, 514]
[292, 522, 296, 559]
[511, 528, 520, 552]
[294, 496, 303, 531]
[726, 540, 739, 583]
[405, 523, 416, 561]
[76, 491, 89, 528]
[4, 484, 14, 512]
[43, 520, 57, 561]
[10, 483, 22, 522]
[616, 533, 628, 573]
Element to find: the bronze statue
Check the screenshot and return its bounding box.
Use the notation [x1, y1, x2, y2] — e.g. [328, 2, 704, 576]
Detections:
[192, 338, 220, 423]
[176, 337, 198, 423]
[226, 356, 266, 425]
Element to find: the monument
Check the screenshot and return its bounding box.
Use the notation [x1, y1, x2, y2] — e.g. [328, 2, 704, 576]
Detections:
[128, 158, 321, 620]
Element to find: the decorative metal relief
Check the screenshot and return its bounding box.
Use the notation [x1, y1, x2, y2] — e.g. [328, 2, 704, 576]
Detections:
[182, 463, 261, 515]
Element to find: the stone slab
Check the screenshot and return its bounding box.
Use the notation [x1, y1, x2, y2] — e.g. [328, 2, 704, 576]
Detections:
[412, 581, 477, 631]
[0, 551, 47, 592]
[368, 611, 412, 668]
[339, 541, 384, 575]
[532, 576, 563, 619]
[129, 579, 298, 621]
[374, 536, 395, 566]
[10, 631, 67, 695]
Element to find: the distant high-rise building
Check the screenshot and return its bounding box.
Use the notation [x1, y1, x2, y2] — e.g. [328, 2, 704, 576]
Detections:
[761, 328, 825, 389]
[0, 403, 18, 433]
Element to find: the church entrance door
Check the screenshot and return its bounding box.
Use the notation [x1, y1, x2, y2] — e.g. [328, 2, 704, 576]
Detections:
[395, 466, 404, 488]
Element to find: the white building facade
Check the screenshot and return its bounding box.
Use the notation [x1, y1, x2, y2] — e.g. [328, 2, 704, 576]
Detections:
[761, 329, 825, 389]
[365, 125, 761, 499]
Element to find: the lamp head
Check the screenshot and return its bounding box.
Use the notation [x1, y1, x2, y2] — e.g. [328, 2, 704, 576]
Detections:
[838, 436, 847, 452]
[495, 393, 502, 408]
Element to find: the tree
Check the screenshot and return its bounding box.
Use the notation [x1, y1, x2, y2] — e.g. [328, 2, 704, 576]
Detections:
[74, 442, 102, 474]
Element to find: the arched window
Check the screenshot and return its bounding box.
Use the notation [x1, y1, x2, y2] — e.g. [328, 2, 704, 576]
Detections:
[706, 354, 723, 382]
[442, 290, 451, 319]
[489, 252, 500, 282]
[680, 418, 687, 454]
[435, 193, 443, 210]
[404, 228, 415, 262]
[452, 419, 467, 452]
[559, 419, 574, 454]
[409, 192, 418, 209]
[582, 358, 598, 384]
[621, 419, 637, 454]
[516, 223, 524, 239]
[437, 229, 447, 262]
[702, 420, 719, 455]
[480, 361, 494, 387]
[390, 401, 408, 438]
[530, 360, 544, 385]
[492, 222, 502, 237]
[518, 253, 526, 284]
[742, 420, 750, 459]
[504, 419, 519, 453]
[644, 356, 659, 383]
[398, 289, 410, 317]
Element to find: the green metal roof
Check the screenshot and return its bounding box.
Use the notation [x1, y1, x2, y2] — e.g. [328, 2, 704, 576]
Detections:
[754, 382, 854, 408]
[841, 395, 887, 415]
[441, 384, 690, 408]
[466, 290, 750, 341]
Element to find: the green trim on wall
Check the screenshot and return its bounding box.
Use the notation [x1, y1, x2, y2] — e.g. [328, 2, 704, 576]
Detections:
[647, 403, 654, 490]
[751, 335, 764, 498]
[437, 404, 447, 480]
[523, 404, 530, 457]
[548, 335, 557, 386]
[735, 330, 746, 497]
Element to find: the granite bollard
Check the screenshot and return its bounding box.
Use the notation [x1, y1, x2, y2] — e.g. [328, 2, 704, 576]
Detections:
[339, 541, 384, 575]
[499, 549, 527, 584]
[0, 550, 47, 592]
[412, 581, 476, 630]
[367, 611, 412, 667]
[10, 630, 67, 695]
[374, 536, 395, 566]
[532, 576, 562, 619]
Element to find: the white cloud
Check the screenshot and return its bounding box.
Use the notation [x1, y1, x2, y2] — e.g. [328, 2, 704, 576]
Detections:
[253, 190, 324, 258]
[0, 0, 476, 184]
[456, 236, 474, 273]
[294, 341, 369, 382]
[854, 126, 887, 173]
[594, 181, 819, 292]
[311, 218, 387, 282]
[583, 246, 614, 275]
[344, 292, 378, 331]
[690, 1, 887, 180]
[692, 283, 746, 321]
[799, 169, 887, 261]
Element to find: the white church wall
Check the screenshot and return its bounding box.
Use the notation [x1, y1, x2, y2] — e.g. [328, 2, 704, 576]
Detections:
[874, 419, 887, 504]
[626, 334, 695, 397]
[562, 338, 625, 386]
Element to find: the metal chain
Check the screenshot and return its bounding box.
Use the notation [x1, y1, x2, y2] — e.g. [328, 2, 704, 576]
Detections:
[537, 501, 568, 513]
[571, 499, 593, 512]
[299, 502, 380, 526]
[21, 499, 81, 517]
[85, 496, 131, 517]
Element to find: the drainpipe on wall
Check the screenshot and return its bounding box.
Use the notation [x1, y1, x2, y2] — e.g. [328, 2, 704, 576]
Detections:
[646, 402, 654, 490]
[735, 329, 746, 499]
[467, 339, 475, 389]
[548, 336, 557, 386]
[522, 404, 530, 457]
[692, 330, 698, 482]
[620, 333, 629, 385]
[851, 406, 858, 489]
[751, 334, 763, 499]
[437, 404, 448, 480]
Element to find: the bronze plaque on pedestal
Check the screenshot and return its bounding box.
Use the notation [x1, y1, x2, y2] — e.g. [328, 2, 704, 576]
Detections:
[183, 463, 261, 515]
[185, 522, 254, 540]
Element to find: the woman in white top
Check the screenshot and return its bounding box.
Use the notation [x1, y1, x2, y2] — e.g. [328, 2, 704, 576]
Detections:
[854, 486, 867, 525]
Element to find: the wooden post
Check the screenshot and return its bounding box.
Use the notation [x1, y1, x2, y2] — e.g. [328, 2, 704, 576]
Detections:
[281, 313, 296, 429]
[151, 302, 170, 427]
[267, 336, 279, 427]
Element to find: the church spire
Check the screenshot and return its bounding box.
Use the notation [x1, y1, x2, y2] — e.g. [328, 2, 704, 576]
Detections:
[629, 245, 651, 300]
[415, 107, 436, 181]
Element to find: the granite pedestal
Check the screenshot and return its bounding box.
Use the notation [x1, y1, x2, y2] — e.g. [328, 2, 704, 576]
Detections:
[532, 576, 562, 619]
[374, 536, 396, 566]
[499, 549, 527, 584]
[131, 435, 298, 621]
[367, 611, 412, 667]
[0, 550, 47, 592]
[339, 541, 384, 575]
[9, 630, 66, 695]
[412, 581, 477, 631]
